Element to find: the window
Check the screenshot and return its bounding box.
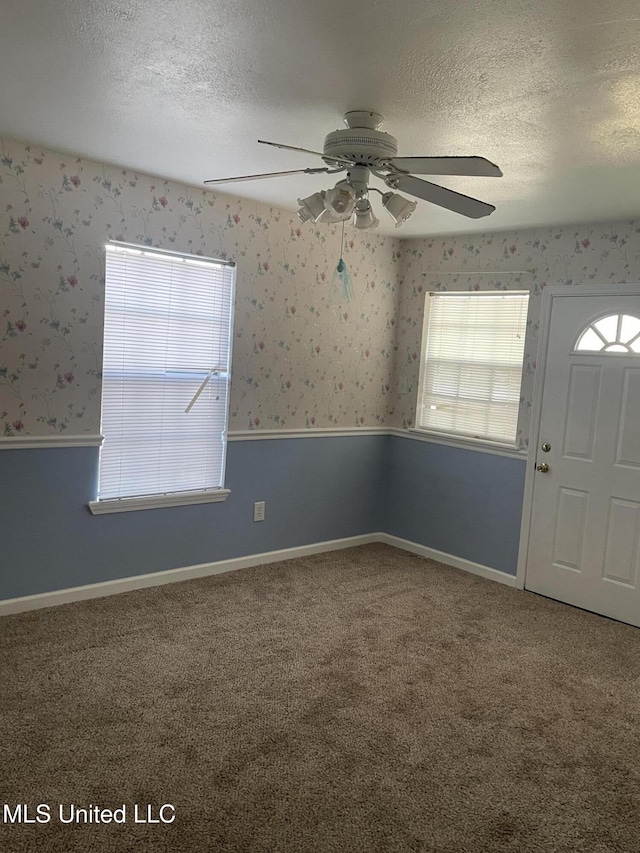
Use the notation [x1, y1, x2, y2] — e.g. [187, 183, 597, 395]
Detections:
[574, 313, 640, 353]
[90, 242, 235, 514]
[416, 291, 529, 446]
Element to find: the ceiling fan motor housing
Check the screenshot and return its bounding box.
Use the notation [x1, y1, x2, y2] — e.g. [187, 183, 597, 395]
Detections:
[323, 128, 398, 168]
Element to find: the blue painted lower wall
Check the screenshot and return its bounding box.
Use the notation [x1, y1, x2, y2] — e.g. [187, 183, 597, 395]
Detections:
[0, 436, 385, 600]
[0, 433, 527, 601]
[383, 436, 527, 576]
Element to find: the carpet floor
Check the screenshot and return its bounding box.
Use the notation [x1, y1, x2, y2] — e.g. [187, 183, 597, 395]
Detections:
[1, 543, 640, 852]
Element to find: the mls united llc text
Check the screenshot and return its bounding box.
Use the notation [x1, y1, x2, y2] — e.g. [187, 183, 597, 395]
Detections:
[3, 804, 176, 825]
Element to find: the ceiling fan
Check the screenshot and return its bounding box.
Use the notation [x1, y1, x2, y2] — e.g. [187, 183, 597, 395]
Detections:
[204, 110, 502, 230]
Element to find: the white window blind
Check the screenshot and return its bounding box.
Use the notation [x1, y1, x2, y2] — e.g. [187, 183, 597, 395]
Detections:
[97, 242, 235, 502]
[416, 291, 529, 445]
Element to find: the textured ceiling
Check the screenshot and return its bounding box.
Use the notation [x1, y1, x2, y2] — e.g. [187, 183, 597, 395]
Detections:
[2, 0, 640, 237]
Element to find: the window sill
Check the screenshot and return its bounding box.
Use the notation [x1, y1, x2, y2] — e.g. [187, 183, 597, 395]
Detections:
[89, 489, 231, 515]
[406, 429, 525, 459]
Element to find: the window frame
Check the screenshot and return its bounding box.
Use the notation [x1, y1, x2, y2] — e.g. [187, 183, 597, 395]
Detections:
[414, 290, 530, 451]
[573, 312, 640, 354]
[89, 241, 235, 515]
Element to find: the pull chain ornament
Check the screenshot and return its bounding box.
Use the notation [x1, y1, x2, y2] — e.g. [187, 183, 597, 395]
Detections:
[330, 221, 353, 302]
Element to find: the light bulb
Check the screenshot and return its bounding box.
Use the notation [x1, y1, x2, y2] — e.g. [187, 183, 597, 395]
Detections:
[324, 182, 356, 220]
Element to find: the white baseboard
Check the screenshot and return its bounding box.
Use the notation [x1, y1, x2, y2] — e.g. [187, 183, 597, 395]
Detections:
[0, 533, 516, 615]
[0, 534, 379, 615]
[377, 533, 517, 587]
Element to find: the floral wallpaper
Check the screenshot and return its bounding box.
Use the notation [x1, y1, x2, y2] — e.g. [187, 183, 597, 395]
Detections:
[393, 223, 640, 447]
[0, 137, 402, 436]
[3, 133, 640, 445]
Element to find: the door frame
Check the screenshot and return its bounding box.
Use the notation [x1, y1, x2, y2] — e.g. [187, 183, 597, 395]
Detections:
[515, 282, 640, 591]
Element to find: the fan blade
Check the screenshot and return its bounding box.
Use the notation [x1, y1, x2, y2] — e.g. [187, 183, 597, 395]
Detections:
[258, 139, 354, 167]
[389, 156, 502, 177]
[388, 174, 495, 218]
[204, 167, 336, 185]
[258, 139, 327, 158]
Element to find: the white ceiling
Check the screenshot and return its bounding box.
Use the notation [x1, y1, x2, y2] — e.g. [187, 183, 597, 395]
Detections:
[2, 0, 640, 237]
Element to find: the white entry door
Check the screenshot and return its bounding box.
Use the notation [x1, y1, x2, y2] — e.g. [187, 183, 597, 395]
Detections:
[525, 289, 640, 627]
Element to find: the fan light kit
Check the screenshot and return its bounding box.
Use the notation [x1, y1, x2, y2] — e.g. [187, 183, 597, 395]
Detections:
[382, 192, 418, 226]
[353, 199, 379, 231]
[205, 111, 502, 230]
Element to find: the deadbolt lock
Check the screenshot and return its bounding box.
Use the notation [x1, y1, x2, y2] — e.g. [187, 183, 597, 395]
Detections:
[536, 462, 550, 473]
[541, 442, 551, 452]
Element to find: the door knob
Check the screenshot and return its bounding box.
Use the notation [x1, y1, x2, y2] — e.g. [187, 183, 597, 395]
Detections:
[536, 462, 549, 473]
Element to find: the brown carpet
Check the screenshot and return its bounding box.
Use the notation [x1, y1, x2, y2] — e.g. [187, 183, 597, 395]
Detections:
[1, 543, 640, 853]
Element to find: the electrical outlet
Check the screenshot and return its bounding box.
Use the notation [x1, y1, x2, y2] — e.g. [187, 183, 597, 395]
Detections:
[253, 501, 265, 522]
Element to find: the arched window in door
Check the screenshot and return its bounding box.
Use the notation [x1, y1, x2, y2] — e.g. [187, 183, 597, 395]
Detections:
[574, 313, 640, 353]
